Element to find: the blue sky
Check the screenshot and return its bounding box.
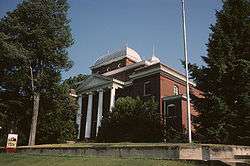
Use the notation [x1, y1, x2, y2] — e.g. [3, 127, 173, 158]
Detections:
[0, 0, 222, 79]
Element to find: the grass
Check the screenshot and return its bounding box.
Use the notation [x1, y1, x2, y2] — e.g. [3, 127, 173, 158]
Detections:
[0, 154, 208, 166]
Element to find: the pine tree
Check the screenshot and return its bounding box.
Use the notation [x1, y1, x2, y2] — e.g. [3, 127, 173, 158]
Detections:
[189, 0, 250, 145]
[0, 0, 73, 145]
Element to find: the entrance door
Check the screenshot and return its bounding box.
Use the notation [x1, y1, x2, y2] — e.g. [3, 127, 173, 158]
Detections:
[163, 96, 182, 131]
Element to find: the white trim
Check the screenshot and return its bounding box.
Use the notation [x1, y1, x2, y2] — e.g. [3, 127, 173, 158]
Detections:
[85, 93, 93, 139]
[113, 78, 125, 86]
[173, 85, 179, 95]
[69, 93, 78, 97]
[96, 90, 104, 136]
[167, 104, 176, 107]
[102, 61, 147, 76]
[160, 65, 195, 86]
[124, 81, 133, 86]
[77, 74, 125, 93]
[109, 85, 116, 112]
[76, 95, 82, 139]
[129, 66, 160, 79]
[129, 64, 196, 86]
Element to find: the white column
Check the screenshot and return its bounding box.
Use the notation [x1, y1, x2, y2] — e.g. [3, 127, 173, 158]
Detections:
[85, 93, 93, 139]
[76, 95, 82, 139]
[96, 90, 104, 136]
[109, 86, 116, 112]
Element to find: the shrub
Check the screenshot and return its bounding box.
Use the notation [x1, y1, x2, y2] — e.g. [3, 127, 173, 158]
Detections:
[96, 97, 163, 142]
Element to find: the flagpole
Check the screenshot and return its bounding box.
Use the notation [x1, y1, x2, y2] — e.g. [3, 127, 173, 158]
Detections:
[181, 0, 192, 143]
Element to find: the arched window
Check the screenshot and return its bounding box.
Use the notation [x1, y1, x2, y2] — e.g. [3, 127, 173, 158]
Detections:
[173, 85, 179, 95]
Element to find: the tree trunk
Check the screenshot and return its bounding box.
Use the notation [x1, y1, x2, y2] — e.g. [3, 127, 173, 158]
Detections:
[28, 92, 40, 146]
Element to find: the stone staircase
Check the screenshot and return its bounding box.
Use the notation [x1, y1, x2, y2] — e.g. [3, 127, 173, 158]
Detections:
[222, 155, 250, 166]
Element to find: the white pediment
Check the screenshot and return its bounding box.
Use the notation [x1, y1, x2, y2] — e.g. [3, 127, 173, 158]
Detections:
[76, 74, 125, 93]
[77, 75, 112, 92]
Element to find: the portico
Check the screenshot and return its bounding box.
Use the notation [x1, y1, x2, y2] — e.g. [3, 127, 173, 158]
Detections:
[76, 74, 124, 139]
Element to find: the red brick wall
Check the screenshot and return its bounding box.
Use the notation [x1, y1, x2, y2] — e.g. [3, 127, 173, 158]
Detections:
[160, 74, 200, 130]
[181, 98, 199, 130]
[160, 75, 187, 116]
[116, 86, 132, 98]
[181, 99, 188, 129]
[160, 75, 187, 97]
[116, 74, 161, 112]
[133, 74, 160, 100]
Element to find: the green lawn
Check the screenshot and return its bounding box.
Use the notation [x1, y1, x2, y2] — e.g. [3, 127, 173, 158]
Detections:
[0, 154, 208, 166]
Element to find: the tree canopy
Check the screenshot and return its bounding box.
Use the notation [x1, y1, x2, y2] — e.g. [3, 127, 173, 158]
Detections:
[0, 0, 76, 145]
[189, 0, 250, 145]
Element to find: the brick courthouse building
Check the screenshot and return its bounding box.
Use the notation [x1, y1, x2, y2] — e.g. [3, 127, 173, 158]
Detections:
[76, 47, 199, 139]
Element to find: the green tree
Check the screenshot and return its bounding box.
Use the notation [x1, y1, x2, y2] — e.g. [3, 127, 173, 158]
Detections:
[35, 83, 77, 144]
[0, 93, 31, 146]
[97, 97, 163, 143]
[0, 27, 32, 146]
[63, 74, 88, 90]
[35, 74, 87, 144]
[189, 0, 250, 145]
[0, 0, 73, 145]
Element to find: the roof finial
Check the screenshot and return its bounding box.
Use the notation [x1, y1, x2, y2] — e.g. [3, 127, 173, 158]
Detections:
[152, 44, 155, 57]
[122, 40, 128, 48]
[149, 44, 160, 63]
[125, 40, 128, 47]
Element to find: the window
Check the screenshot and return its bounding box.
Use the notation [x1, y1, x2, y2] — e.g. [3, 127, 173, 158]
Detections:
[117, 63, 121, 68]
[166, 104, 178, 130]
[144, 81, 151, 96]
[167, 104, 176, 116]
[106, 67, 110, 72]
[173, 85, 179, 95]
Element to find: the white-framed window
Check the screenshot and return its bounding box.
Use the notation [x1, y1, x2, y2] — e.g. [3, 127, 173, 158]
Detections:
[106, 67, 110, 72]
[144, 81, 151, 96]
[173, 85, 179, 95]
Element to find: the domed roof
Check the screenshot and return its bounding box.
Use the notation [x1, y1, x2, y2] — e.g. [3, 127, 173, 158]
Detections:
[92, 47, 142, 68]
